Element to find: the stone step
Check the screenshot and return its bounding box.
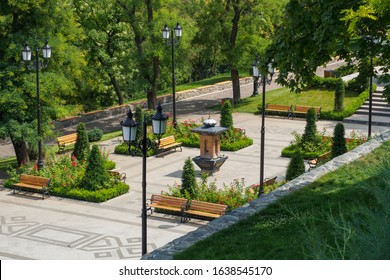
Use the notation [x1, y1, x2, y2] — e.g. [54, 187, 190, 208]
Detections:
[343, 115, 390, 127]
[355, 109, 390, 117]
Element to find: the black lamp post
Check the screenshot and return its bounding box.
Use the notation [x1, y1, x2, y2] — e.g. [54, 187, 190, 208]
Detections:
[253, 59, 274, 198]
[120, 103, 168, 256]
[22, 41, 52, 170]
[162, 22, 182, 128]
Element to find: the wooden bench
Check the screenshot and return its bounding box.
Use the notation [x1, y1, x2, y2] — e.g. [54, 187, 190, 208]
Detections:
[155, 135, 182, 157]
[291, 105, 321, 119]
[13, 174, 51, 199]
[57, 133, 78, 152]
[147, 194, 188, 222]
[308, 151, 331, 171]
[183, 200, 228, 221]
[263, 176, 277, 186]
[264, 104, 293, 118]
[108, 170, 127, 183]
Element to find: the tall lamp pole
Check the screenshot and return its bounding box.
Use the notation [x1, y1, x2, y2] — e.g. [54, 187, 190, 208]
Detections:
[162, 23, 182, 128]
[22, 41, 52, 170]
[253, 58, 274, 198]
[120, 103, 168, 256]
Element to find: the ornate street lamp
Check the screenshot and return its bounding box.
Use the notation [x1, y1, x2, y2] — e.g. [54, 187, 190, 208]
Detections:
[120, 109, 138, 155]
[253, 58, 274, 198]
[22, 40, 52, 170]
[162, 22, 182, 128]
[120, 103, 168, 256]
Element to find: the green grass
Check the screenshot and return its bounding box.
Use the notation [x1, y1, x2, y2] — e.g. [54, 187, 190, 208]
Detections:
[174, 141, 390, 260]
[219, 87, 364, 118]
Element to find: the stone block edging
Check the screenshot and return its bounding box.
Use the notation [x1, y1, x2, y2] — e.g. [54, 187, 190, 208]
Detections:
[142, 130, 390, 260]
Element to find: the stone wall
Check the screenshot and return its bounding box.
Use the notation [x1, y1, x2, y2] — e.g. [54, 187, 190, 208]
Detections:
[142, 130, 390, 260]
[53, 77, 253, 131]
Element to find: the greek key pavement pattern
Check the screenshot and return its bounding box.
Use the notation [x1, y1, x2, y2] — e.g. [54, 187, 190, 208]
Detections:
[0, 215, 156, 259]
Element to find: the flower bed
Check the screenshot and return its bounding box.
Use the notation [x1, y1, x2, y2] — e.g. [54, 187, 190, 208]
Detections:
[5, 152, 129, 203]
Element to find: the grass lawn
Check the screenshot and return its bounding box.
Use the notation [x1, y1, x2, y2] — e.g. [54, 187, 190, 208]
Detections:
[229, 87, 365, 118]
[174, 141, 390, 260]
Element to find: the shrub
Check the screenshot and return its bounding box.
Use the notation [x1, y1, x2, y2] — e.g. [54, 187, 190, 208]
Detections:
[72, 122, 90, 161]
[80, 144, 110, 191]
[332, 123, 347, 158]
[135, 106, 144, 142]
[181, 157, 197, 198]
[220, 100, 233, 129]
[285, 149, 305, 181]
[302, 108, 318, 144]
[334, 78, 345, 112]
[87, 127, 103, 142]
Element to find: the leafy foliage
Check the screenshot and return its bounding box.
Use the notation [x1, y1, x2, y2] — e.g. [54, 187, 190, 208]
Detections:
[334, 78, 345, 112]
[87, 127, 104, 142]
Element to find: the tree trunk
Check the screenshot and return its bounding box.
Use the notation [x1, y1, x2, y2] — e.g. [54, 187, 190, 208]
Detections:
[11, 138, 30, 167]
[147, 56, 160, 109]
[231, 68, 241, 105]
[109, 74, 124, 105]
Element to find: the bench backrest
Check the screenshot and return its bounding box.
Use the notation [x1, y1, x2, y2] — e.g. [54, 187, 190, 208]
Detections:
[19, 174, 50, 187]
[158, 135, 176, 147]
[151, 194, 187, 208]
[318, 152, 331, 161]
[263, 176, 277, 186]
[266, 104, 291, 111]
[189, 200, 227, 215]
[295, 106, 321, 113]
[57, 133, 78, 143]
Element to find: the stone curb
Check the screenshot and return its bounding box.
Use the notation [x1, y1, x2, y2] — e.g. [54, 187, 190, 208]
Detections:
[142, 130, 390, 260]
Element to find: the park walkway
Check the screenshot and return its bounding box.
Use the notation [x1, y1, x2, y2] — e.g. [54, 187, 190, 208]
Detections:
[1, 62, 389, 260]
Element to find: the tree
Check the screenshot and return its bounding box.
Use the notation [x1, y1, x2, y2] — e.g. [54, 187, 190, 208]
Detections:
[302, 108, 318, 145]
[267, 0, 389, 94]
[285, 149, 305, 181]
[72, 123, 90, 161]
[334, 78, 345, 112]
[81, 144, 110, 191]
[0, 0, 85, 165]
[332, 123, 347, 158]
[134, 106, 144, 143]
[181, 157, 197, 198]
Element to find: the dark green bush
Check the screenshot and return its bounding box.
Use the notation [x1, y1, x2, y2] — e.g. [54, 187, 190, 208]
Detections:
[50, 182, 129, 203]
[87, 127, 103, 142]
[334, 78, 345, 112]
[81, 144, 110, 191]
[72, 122, 90, 161]
[302, 108, 317, 144]
[135, 106, 144, 142]
[114, 142, 155, 156]
[181, 157, 197, 198]
[220, 100, 233, 129]
[285, 149, 305, 181]
[332, 123, 347, 158]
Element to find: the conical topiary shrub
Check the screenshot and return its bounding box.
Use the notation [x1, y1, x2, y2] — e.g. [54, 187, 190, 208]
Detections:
[135, 105, 144, 142]
[220, 100, 233, 130]
[334, 78, 345, 112]
[285, 149, 306, 181]
[302, 108, 317, 145]
[332, 122, 347, 158]
[81, 144, 110, 191]
[181, 157, 197, 199]
[72, 122, 90, 161]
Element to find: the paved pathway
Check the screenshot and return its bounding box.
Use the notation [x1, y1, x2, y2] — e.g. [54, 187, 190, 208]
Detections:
[1, 62, 389, 260]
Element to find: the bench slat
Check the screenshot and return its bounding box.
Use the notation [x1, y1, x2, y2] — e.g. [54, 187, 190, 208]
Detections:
[13, 174, 50, 199]
[156, 135, 182, 157]
[184, 200, 227, 221]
